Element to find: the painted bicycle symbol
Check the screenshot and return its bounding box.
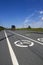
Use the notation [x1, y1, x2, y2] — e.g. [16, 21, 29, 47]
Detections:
[14, 40, 34, 47]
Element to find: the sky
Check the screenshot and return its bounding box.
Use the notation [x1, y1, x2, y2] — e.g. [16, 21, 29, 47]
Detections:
[0, 0, 43, 28]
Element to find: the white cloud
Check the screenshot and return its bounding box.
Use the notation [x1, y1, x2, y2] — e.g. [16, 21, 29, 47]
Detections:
[24, 17, 43, 28]
[39, 11, 43, 14]
[24, 20, 43, 28]
[41, 17, 43, 21]
[23, 10, 43, 28]
[23, 11, 36, 28]
[30, 21, 43, 28]
[24, 19, 28, 23]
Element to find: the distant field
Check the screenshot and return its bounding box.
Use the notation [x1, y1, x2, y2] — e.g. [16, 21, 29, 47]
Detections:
[0, 26, 5, 31]
[16, 28, 43, 32]
[0, 27, 43, 32]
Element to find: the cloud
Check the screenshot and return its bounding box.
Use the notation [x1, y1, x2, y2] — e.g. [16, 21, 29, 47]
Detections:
[24, 11, 36, 27]
[24, 19, 29, 23]
[29, 21, 43, 28]
[39, 11, 43, 14]
[41, 17, 43, 21]
[24, 20, 43, 28]
[23, 10, 43, 28]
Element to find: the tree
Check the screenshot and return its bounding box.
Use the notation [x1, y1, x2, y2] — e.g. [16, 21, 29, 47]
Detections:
[28, 25, 31, 29]
[11, 25, 16, 30]
[0, 26, 5, 31]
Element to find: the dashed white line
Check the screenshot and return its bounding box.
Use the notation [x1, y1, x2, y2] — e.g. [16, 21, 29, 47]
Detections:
[4, 30, 19, 65]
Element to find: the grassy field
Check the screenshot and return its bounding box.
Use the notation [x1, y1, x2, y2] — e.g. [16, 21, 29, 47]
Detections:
[16, 28, 43, 32]
[0, 26, 43, 32]
[0, 26, 5, 31]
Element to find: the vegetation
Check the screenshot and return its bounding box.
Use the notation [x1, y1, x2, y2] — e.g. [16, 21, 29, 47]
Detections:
[16, 28, 43, 32]
[11, 25, 16, 30]
[29, 28, 43, 32]
[0, 26, 5, 31]
[0, 25, 43, 32]
[28, 25, 31, 29]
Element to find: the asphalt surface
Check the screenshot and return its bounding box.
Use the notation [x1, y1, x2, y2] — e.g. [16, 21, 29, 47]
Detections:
[0, 30, 43, 65]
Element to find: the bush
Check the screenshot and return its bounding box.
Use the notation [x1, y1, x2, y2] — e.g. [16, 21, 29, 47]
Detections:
[11, 25, 16, 30]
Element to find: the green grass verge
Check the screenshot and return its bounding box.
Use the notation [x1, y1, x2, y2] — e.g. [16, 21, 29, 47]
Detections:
[0, 26, 5, 31]
[16, 28, 43, 32]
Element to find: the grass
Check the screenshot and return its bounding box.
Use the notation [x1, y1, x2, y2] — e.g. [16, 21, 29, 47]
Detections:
[16, 28, 43, 32]
[0, 26, 5, 31]
[0, 26, 43, 32]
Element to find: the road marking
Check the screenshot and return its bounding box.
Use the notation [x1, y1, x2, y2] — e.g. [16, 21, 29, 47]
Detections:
[14, 40, 28, 47]
[29, 42, 34, 47]
[9, 31, 43, 45]
[14, 40, 34, 47]
[4, 31, 19, 65]
[37, 38, 40, 41]
[37, 38, 43, 42]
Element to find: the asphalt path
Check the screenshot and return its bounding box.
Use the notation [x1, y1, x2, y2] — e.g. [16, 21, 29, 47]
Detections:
[0, 30, 43, 65]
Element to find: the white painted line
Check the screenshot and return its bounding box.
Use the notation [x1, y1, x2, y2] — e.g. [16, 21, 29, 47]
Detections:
[4, 31, 19, 65]
[9, 31, 43, 45]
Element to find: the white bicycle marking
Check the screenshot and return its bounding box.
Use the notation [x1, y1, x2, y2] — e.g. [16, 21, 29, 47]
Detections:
[14, 40, 34, 47]
[29, 42, 34, 47]
[37, 38, 43, 42]
[14, 40, 28, 47]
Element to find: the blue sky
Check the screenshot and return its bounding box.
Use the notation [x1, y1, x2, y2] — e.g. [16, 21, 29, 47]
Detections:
[0, 0, 43, 28]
